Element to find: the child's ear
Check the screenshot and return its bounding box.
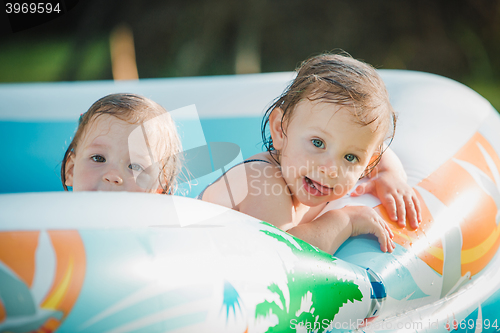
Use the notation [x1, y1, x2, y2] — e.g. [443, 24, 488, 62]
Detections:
[269, 107, 285, 150]
[155, 178, 167, 194]
[65, 153, 75, 187]
[368, 152, 381, 165]
[364, 152, 382, 178]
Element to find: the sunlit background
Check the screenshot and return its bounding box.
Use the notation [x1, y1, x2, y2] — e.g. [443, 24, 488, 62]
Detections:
[1, 0, 499, 110]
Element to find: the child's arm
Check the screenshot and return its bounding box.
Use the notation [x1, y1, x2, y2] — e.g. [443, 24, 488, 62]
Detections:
[351, 147, 422, 229]
[202, 162, 394, 254]
[288, 206, 395, 254]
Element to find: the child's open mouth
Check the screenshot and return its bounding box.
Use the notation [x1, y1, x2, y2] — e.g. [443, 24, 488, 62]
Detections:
[303, 177, 332, 196]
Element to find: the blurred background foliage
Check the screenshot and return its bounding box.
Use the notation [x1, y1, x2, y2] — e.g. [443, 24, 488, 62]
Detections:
[1, 0, 499, 110]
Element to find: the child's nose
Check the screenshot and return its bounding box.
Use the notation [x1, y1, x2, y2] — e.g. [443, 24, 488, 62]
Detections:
[103, 170, 124, 185]
[319, 164, 338, 178]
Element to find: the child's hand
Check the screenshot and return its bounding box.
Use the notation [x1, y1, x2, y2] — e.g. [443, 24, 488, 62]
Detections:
[351, 170, 421, 229]
[340, 205, 395, 253]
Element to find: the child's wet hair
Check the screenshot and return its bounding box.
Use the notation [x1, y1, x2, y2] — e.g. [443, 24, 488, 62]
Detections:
[61, 93, 182, 194]
[261, 52, 396, 176]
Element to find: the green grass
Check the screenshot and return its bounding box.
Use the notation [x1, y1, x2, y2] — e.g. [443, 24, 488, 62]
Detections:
[0, 37, 110, 83]
[74, 38, 110, 81]
[0, 38, 72, 83]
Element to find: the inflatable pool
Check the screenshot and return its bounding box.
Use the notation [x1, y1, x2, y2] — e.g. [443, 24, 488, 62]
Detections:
[1, 70, 500, 332]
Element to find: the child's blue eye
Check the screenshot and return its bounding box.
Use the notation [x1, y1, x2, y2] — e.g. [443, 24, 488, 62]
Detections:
[345, 154, 358, 163]
[129, 163, 144, 172]
[91, 155, 106, 163]
[312, 139, 325, 149]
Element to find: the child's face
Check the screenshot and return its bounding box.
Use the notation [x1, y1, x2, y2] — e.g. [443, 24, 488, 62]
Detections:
[270, 99, 385, 207]
[65, 115, 162, 192]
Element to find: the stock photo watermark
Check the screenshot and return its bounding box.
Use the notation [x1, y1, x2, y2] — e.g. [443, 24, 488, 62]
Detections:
[290, 318, 424, 331]
[289, 317, 499, 331]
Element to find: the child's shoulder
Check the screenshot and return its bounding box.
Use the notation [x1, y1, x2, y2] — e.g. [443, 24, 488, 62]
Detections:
[201, 153, 287, 207]
[236, 152, 284, 185]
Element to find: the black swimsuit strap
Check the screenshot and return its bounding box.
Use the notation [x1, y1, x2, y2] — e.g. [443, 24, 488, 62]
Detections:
[243, 159, 272, 164]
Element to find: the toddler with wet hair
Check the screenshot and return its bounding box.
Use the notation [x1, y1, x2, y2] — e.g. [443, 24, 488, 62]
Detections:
[61, 93, 182, 194]
[201, 53, 421, 254]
